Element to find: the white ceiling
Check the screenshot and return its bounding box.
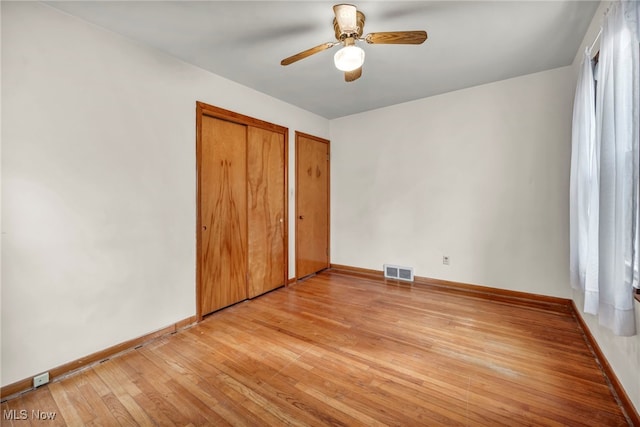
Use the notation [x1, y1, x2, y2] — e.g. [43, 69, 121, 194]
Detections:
[44, 1, 599, 119]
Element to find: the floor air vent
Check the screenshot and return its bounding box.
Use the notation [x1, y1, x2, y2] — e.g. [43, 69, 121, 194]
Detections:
[383, 264, 414, 282]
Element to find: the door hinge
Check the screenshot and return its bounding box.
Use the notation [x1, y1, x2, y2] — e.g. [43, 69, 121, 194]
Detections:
[327, 152, 330, 161]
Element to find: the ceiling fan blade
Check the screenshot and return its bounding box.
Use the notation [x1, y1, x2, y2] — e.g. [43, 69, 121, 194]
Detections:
[333, 4, 358, 34]
[365, 30, 428, 45]
[280, 42, 336, 66]
[345, 66, 362, 82]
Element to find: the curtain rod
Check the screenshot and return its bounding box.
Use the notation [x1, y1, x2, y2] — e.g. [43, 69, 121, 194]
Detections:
[589, 0, 615, 52]
[589, 27, 602, 52]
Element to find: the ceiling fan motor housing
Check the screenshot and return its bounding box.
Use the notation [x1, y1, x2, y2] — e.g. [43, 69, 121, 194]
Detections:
[333, 10, 365, 41]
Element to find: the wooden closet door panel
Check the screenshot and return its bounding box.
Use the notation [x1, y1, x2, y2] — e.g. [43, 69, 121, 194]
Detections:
[296, 133, 329, 279]
[247, 127, 285, 298]
[201, 116, 248, 315]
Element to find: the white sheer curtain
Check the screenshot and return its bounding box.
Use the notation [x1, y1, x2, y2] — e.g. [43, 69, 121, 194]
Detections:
[570, 48, 600, 315]
[571, 0, 639, 337]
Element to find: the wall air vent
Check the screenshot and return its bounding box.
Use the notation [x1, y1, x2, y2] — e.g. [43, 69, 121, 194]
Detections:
[383, 264, 414, 282]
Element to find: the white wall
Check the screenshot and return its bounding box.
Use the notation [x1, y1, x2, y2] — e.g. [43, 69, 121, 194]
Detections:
[1, 1, 328, 387]
[330, 66, 574, 298]
[568, 0, 640, 413]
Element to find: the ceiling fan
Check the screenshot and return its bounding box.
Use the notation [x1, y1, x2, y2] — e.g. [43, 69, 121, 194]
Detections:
[280, 4, 428, 82]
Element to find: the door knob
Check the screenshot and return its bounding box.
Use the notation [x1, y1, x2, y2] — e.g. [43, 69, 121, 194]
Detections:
[202, 225, 207, 231]
[299, 215, 304, 220]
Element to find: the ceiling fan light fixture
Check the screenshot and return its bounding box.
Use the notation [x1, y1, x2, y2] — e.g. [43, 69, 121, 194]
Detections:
[333, 45, 365, 72]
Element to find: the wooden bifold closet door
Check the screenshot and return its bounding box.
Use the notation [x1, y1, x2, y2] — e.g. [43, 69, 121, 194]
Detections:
[197, 102, 287, 318]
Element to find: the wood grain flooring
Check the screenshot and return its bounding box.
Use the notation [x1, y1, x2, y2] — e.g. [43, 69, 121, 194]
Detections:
[1, 270, 632, 426]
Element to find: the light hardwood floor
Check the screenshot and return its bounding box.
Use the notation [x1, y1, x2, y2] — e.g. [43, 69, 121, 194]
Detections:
[1, 270, 632, 426]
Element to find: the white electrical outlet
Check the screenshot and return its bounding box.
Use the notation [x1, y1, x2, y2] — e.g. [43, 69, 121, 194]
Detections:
[33, 372, 49, 388]
[443, 256, 450, 265]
